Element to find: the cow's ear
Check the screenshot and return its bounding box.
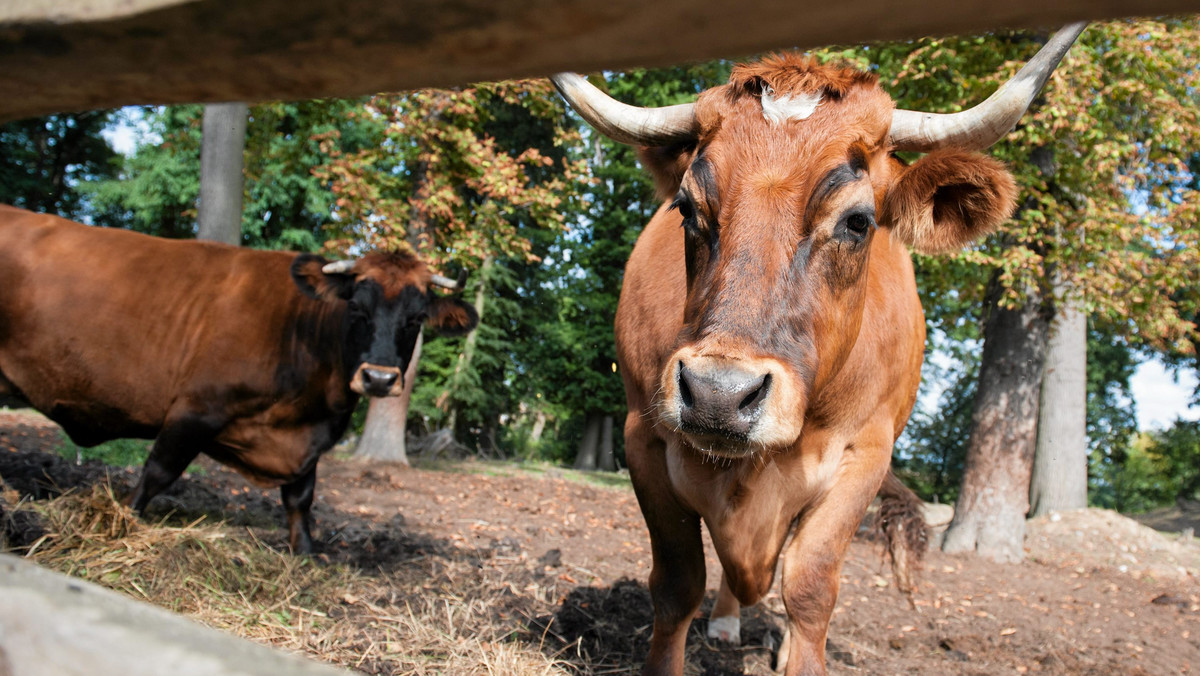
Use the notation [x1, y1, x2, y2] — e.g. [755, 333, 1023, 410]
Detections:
[291, 254, 355, 302]
[426, 297, 479, 336]
[882, 149, 1017, 254]
[638, 143, 697, 199]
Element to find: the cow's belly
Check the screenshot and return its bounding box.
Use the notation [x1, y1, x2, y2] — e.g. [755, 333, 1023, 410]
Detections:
[209, 409, 349, 487]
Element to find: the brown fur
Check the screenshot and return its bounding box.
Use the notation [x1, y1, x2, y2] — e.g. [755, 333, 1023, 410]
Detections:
[729, 54, 878, 100]
[882, 149, 1018, 254]
[352, 252, 432, 299]
[0, 204, 461, 554]
[610, 55, 1017, 676]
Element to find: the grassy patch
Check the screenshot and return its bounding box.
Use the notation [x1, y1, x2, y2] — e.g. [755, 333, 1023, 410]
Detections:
[55, 438, 152, 468]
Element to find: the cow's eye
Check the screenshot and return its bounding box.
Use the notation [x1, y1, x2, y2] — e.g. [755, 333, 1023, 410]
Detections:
[839, 210, 875, 240]
[670, 194, 697, 228]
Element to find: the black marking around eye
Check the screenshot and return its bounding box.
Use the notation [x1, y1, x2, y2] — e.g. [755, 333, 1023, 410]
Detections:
[803, 163, 862, 228]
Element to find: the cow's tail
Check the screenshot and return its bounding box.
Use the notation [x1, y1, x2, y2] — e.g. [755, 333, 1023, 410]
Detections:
[874, 470, 928, 604]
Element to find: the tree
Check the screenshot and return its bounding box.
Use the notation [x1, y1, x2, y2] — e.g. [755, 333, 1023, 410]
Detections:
[197, 102, 249, 245]
[1029, 280, 1087, 516]
[864, 19, 1200, 561]
[0, 111, 118, 218]
[316, 80, 588, 455]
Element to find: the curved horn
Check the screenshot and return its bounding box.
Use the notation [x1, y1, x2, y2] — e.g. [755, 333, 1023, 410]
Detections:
[321, 259, 357, 275]
[430, 273, 462, 291]
[551, 72, 699, 146]
[889, 22, 1087, 152]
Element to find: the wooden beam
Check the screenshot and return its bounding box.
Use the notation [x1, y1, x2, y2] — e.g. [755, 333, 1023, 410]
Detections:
[2, 0, 1197, 121]
[0, 554, 354, 676]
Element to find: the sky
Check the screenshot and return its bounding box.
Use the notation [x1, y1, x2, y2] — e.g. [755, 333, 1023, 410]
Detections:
[1130, 359, 1199, 430]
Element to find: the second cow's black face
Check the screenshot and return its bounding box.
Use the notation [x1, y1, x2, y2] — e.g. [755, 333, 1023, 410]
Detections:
[291, 253, 479, 397]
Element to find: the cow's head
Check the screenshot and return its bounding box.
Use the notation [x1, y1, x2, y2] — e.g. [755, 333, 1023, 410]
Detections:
[554, 24, 1083, 457]
[291, 252, 479, 397]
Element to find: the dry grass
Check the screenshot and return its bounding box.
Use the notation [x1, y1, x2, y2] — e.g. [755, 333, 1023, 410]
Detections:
[6, 483, 576, 675]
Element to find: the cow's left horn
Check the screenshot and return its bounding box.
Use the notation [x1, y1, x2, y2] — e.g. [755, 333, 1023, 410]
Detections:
[889, 22, 1087, 152]
[551, 73, 699, 146]
[322, 260, 357, 275]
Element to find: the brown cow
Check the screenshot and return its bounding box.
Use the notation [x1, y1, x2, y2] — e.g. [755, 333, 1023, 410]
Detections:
[0, 205, 478, 553]
[553, 24, 1085, 675]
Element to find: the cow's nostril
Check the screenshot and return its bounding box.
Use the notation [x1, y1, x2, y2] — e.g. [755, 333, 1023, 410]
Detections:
[678, 361, 695, 408]
[738, 373, 770, 414]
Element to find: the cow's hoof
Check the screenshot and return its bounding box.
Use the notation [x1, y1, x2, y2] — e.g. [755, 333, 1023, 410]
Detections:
[707, 615, 741, 645]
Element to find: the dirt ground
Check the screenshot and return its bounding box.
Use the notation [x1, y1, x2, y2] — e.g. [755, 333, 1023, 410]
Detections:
[2, 409, 1199, 675]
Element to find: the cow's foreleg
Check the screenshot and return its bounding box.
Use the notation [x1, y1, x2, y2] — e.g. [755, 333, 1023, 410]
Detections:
[777, 443, 891, 676]
[707, 573, 741, 644]
[626, 417, 705, 676]
[280, 467, 317, 555]
[126, 418, 213, 513]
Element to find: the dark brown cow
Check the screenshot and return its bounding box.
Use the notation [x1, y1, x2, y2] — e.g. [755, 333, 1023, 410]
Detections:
[553, 24, 1084, 676]
[0, 205, 478, 553]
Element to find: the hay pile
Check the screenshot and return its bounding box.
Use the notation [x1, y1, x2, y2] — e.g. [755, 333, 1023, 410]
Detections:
[0, 483, 574, 675]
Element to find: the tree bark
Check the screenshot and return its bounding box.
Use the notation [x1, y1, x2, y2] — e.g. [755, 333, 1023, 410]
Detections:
[942, 276, 1051, 563]
[573, 413, 602, 470]
[197, 102, 248, 245]
[529, 410, 548, 443]
[442, 254, 491, 435]
[355, 332, 422, 464]
[1029, 282, 1088, 516]
[597, 414, 617, 471]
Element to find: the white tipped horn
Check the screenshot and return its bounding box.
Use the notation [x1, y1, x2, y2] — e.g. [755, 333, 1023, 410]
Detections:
[321, 259, 357, 275]
[430, 273, 462, 291]
[889, 22, 1087, 152]
[551, 72, 699, 146]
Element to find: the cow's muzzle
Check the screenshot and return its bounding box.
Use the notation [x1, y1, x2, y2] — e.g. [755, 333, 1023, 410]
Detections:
[351, 364, 405, 397]
[677, 362, 769, 440]
[659, 350, 803, 457]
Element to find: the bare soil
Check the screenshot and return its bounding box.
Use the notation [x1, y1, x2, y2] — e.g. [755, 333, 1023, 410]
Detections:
[2, 409, 1199, 675]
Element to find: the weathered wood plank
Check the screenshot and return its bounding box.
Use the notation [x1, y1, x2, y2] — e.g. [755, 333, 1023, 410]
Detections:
[2, 0, 1198, 121]
[0, 554, 354, 676]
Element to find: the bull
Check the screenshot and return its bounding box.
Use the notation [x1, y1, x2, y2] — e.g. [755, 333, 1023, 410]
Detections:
[552, 23, 1085, 675]
[0, 204, 478, 553]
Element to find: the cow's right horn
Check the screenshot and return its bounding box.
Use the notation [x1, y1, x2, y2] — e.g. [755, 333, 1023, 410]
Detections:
[888, 22, 1087, 152]
[550, 73, 699, 147]
[322, 260, 357, 275]
[431, 271, 466, 291]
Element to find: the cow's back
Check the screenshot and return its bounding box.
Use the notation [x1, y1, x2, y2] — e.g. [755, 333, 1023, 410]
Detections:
[0, 205, 314, 445]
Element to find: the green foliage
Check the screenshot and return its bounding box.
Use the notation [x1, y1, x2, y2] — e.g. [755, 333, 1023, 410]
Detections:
[0, 110, 119, 219]
[55, 438, 151, 468]
[1090, 419, 1200, 512]
[895, 333, 980, 503]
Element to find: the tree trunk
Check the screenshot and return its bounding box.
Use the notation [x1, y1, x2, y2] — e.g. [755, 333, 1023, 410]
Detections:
[529, 410, 548, 443]
[942, 276, 1051, 563]
[597, 414, 617, 471]
[442, 254, 491, 435]
[1029, 282, 1088, 516]
[355, 332, 422, 464]
[197, 102, 248, 245]
[573, 413, 602, 470]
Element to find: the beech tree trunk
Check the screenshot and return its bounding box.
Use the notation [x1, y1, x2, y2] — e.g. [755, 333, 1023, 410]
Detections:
[573, 413, 603, 470]
[942, 276, 1051, 563]
[441, 255, 491, 436]
[1029, 283, 1088, 516]
[355, 332, 422, 463]
[597, 414, 616, 471]
[197, 102, 248, 245]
